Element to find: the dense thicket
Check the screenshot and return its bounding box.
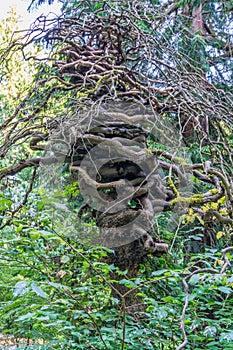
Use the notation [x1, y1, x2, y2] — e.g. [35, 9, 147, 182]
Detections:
[0, 1, 233, 349]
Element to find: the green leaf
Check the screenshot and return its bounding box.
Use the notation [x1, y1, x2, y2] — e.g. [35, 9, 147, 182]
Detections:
[220, 331, 233, 342]
[31, 281, 47, 298]
[203, 326, 217, 338]
[16, 312, 36, 322]
[0, 197, 13, 210]
[218, 286, 232, 294]
[226, 275, 233, 283]
[189, 273, 201, 285]
[48, 282, 69, 290]
[60, 255, 70, 264]
[119, 279, 137, 288]
[151, 269, 167, 276]
[157, 309, 168, 319]
[13, 281, 29, 297]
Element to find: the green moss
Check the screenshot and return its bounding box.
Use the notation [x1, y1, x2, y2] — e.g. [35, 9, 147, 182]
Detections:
[172, 156, 190, 166]
[209, 188, 219, 195]
[171, 193, 204, 207]
[76, 75, 108, 98]
[168, 177, 179, 197]
[0, 167, 8, 174]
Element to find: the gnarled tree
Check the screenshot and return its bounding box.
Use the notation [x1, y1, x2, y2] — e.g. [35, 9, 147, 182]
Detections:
[1, 0, 233, 311]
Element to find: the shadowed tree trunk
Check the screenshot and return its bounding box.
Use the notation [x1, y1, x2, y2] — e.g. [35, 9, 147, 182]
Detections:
[66, 103, 169, 308]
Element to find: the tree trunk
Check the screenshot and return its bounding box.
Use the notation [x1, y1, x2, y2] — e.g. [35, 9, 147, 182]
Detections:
[71, 102, 169, 308]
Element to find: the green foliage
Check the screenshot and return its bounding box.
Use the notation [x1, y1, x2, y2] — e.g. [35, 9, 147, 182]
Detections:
[1, 202, 233, 349]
